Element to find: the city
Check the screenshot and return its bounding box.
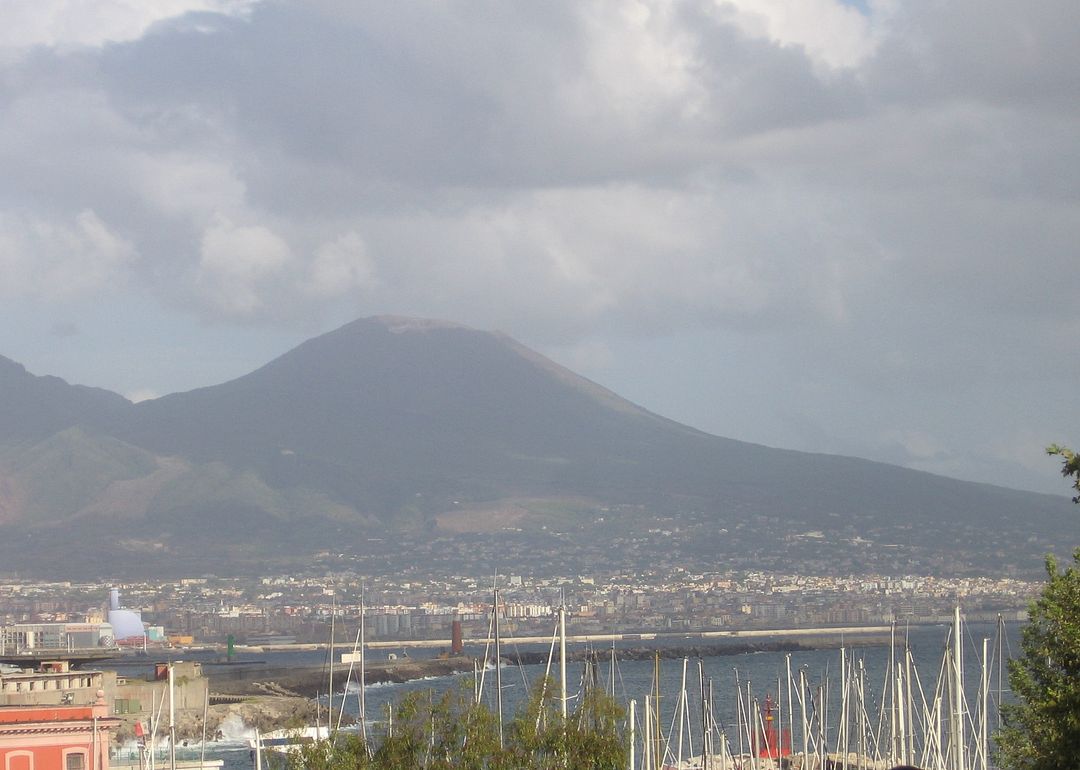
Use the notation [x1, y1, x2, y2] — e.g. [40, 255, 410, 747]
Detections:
[0, 569, 1038, 649]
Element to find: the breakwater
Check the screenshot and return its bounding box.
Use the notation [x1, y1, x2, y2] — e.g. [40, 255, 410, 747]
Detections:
[207, 654, 475, 699]
[506, 632, 891, 666]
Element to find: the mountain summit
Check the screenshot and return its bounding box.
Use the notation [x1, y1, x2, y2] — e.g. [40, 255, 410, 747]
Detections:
[0, 316, 1073, 576]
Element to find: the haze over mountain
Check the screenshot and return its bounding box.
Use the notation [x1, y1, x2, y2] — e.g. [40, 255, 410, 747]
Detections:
[0, 316, 1074, 577]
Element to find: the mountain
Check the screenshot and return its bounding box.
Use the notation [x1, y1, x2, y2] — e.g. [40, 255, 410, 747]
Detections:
[0, 355, 129, 441]
[0, 316, 1074, 577]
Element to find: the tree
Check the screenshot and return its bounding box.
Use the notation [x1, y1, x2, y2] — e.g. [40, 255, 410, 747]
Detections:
[287, 732, 371, 770]
[282, 677, 626, 770]
[1047, 444, 1080, 503]
[995, 548, 1080, 768]
[505, 678, 626, 770]
[994, 445, 1080, 769]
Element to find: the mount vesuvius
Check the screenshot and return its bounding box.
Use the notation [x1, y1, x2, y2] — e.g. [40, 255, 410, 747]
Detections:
[0, 316, 1073, 576]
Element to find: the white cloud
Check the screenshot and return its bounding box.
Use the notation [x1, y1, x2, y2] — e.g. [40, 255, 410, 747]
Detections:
[0, 0, 258, 51]
[126, 388, 160, 403]
[353, 181, 884, 338]
[0, 0, 1077, 493]
[544, 339, 616, 375]
[715, 0, 885, 69]
[304, 232, 377, 298]
[0, 209, 136, 300]
[0, 0, 1071, 344]
[565, 2, 707, 128]
[195, 216, 291, 316]
[132, 153, 248, 222]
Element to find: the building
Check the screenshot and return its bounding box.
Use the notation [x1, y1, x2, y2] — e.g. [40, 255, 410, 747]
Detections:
[1, 662, 105, 705]
[0, 693, 120, 770]
[0, 624, 115, 654]
[1, 660, 208, 739]
[106, 591, 144, 644]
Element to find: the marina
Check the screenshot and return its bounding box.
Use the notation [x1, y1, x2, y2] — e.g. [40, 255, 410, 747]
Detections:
[196, 612, 1015, 769]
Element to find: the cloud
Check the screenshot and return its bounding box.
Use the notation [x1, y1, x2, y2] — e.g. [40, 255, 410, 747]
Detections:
[717, 0, 885, 69]
[1, 0, 1075, 342]
[195, 215, 291, 316]
[0, 1, 257, 51]
[49, 321, 79, 338]
[126, 388, 160, 403]
[0, 0, 1077, 490]
[0, 209, 136, 300]
[304, 232, 377, 298]
[350, 182, 884, 340]
[132, 153, 248, 222]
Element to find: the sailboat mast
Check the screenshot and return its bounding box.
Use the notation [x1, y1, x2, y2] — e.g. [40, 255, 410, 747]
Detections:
[167, 664, 176, 770]
[785, 655, 794, 767]
[676, 658, 687, 769]
[747, 680, 757, 770]
[798, 668, 809, 763]
[653, 653, 662, 770]
[360, 585, 368, 745]
[996, 614, 1005, 729]
[952, 605, 965, 770]
[327, 592, 336, 734]
[840, 647, 848, 769]
[494, 586, 504, 749]
[700, 662, 709, 770]
[980, 636, 989, 770]
[643, 695, 652, 770]
[890, 620, 898, 764]
[905, 641, 915, 764]
[559, 601, 568, 721]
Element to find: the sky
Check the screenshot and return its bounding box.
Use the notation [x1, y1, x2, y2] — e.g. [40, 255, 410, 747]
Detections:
[0, 0, 1077, 496]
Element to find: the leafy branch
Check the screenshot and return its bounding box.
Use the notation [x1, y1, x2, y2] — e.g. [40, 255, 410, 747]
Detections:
[1047, 444, 1080, 503]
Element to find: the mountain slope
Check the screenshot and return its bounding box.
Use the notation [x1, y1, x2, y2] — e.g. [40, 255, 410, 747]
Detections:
[111, 317, 1067, 530]
[0, 316, 1074, 576]
[0, 355, 130, 442]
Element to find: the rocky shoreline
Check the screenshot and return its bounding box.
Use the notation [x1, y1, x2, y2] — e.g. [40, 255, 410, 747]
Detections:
[113, 634, 891, 741]
[206, 654, 476, 699]
[111, 655, 475, 742]
[506, 633, 891, 665]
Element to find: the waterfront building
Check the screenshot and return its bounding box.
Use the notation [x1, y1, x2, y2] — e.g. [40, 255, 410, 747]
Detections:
[1, 662, 105, 705]
[0, 624, 115, 655]
[0, 692, 120, 770]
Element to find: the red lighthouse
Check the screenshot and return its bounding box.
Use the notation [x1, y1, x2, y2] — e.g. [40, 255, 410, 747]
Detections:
[752, 694, 791, 759]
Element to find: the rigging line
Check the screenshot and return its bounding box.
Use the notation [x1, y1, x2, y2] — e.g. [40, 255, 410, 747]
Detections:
[499, 608, 534, 692]
[532, 617, 560, 732]
[476, 591, 496, 705]
[335, 624, 363, 734]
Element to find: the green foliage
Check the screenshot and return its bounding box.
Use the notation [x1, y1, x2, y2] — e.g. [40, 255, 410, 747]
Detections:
[373, 686, 505, 770]
[995, 548, 1080, 769]
[1047, 444, 1080, 504]
[993, 445, 1080, 768]
[286, 733, 371, 770]
[281, 677, 627, 770]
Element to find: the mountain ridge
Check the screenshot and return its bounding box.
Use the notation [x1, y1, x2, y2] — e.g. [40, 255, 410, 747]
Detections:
[0, 315, 1073, 577]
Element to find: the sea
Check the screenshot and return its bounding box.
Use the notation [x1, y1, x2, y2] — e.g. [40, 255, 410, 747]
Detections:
[118, 621, 1019, 770]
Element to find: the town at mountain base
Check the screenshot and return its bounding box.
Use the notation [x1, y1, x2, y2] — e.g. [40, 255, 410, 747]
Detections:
[0, 316, 1074, 577]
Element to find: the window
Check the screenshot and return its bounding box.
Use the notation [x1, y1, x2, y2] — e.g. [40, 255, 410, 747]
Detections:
[6, 750, 33, 770]
[65, 753, 86, 770]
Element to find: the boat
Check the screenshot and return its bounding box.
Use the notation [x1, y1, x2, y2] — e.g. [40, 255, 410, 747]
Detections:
[248, 725, 332, 754]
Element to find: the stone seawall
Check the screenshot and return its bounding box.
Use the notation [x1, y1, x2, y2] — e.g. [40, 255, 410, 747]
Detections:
[208, 655, 476, 698]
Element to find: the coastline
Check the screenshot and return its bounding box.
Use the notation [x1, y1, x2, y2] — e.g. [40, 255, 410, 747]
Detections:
[144, 624, 898, 738]
[207, 654, 477, 700]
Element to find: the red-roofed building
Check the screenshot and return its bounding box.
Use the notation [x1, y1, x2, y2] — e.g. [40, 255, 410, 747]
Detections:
[0, 691, 120, 770]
